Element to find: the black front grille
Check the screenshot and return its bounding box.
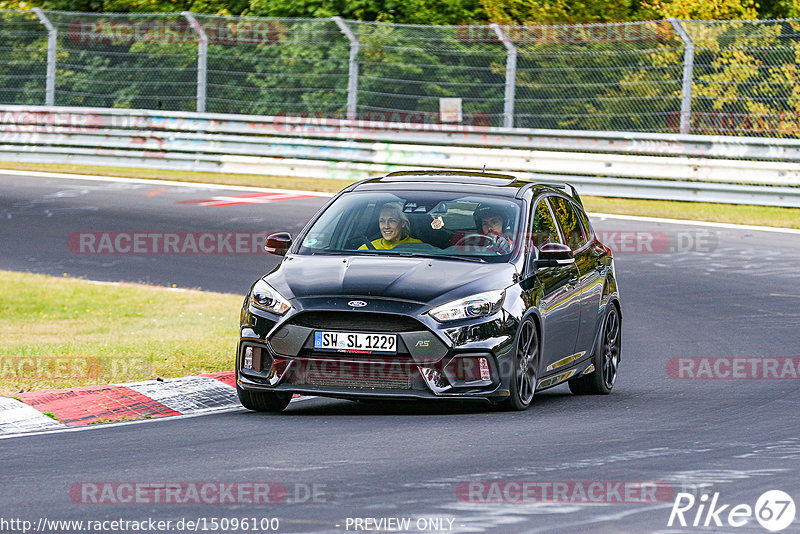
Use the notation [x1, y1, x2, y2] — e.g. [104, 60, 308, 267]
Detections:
[289, 311, 421, 333]
[289, 376, 412, 390]
[284, 357, 416, 390]
[301, 351, 414, 362]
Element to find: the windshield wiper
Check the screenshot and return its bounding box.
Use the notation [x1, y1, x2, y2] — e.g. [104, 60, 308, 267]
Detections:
[394, 252, 486, 263]
[307, 250, 486, 262]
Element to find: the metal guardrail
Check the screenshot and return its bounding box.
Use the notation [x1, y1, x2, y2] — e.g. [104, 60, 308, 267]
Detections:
[0, 105, 799, 207]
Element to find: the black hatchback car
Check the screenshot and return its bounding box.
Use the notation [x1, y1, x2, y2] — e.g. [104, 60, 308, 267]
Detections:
[237, 171, 621, 411]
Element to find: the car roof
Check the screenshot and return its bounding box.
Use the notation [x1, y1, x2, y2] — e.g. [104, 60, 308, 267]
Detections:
[350, 170, 582, 204]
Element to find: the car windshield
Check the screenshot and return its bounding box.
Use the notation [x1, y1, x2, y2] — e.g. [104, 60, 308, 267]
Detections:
[297, 191, 522, 262]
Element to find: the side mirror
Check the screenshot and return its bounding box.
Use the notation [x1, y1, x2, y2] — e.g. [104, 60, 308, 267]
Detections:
[264, 232, 292, 256]
[534, 243, 574, 269]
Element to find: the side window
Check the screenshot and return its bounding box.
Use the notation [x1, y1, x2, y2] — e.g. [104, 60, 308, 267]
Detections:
[574, 203, 594, 243]
[530, 198, 562, 249]
[549, 196, 588, 250]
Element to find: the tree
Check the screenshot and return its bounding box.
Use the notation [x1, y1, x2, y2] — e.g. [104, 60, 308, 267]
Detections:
[247, 0, 484, 24]
[479, 0, 637, 24]
[637, 0, 758, 20]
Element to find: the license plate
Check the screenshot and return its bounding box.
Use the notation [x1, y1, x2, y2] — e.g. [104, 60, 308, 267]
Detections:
[313, 331, 397, 353]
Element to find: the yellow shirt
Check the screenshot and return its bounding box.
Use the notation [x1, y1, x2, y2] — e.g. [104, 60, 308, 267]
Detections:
[359, 236, 422, 250]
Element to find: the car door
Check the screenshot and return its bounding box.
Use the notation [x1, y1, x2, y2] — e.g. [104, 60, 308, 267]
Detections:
[527, 196, 582, 374]
[548, 195, 605, 357]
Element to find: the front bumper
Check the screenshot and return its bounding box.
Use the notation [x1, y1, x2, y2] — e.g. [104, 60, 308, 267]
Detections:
[237, 297, 517, 402]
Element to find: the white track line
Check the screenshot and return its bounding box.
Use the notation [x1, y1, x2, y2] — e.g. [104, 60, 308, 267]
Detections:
[2, 168, 797, 233]
[587, 212, 800, 235]
[0, 168, 334, 197]
[0, 396, 317, 441]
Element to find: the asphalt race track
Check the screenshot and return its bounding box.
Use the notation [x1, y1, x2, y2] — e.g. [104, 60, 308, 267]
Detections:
[1, 172, 799, 533]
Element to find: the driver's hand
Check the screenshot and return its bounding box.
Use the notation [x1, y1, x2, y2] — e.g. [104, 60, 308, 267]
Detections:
[494, 236, 512, 254]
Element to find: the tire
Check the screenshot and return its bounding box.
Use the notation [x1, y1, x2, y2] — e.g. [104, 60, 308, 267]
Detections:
[569, 303, 621, 395]
[499, 317, 539, 411]
[237, 385, 292, 412]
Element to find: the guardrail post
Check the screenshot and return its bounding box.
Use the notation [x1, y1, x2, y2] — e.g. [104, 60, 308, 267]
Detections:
[490, 24, 517, 129]
[668, 18, 695, 135]
[32, 8, 56, 106]
[332, 17, 359, 121]
[182, 12, 208, 113]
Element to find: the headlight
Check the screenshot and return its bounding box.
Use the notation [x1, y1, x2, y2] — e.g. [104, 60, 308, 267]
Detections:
[250, 279, 292, 315]
[428, 290, 505, 323]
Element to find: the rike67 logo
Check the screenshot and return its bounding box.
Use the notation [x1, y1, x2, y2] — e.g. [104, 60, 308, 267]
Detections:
[668, 490, 796, 531]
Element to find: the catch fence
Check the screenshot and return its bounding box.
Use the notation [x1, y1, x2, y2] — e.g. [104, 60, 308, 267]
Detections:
[2, 11, 800, 136]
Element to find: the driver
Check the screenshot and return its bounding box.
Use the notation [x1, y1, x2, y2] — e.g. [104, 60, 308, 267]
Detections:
[359, 202, 422, 250]
[475, 204, 514, 251]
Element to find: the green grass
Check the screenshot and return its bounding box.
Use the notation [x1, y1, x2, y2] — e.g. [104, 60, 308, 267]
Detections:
[1, 160, 798, 229]
[582, 196, 800, 229]
[0, 271, 243, 395]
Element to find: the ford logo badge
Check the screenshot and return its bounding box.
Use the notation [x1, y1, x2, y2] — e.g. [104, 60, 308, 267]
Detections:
[348, 300, 367, 308]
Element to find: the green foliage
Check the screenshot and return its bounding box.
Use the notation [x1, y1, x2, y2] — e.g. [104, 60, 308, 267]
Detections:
[247, 0, 483, 24]
[249, 0, 394, 20]
[685, 20, 800, 136]
[4, 0, 800, 136]
[638, 0, 759, 20]
[480, 0, 637, 25]
[0, 0, 249, 14]
[1, 0, 799, 22]
[0, 11, 48, 105]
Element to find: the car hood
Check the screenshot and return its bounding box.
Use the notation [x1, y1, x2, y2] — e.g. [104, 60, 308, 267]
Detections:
[266, 254, 517, 305]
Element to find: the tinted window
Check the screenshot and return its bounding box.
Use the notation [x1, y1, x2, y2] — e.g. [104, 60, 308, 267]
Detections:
[549, 196, 588, 250]
[531, 198, 562, 248]
[574, 204, 594, 242]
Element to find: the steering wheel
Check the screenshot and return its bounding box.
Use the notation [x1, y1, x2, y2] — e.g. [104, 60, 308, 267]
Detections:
[454, 233, 511, 254]
[454, 233, 499, 249]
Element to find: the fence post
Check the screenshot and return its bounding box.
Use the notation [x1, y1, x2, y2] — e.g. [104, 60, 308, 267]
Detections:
[668, 18, 694, 135]
[332, 17, 359, 121]
[182, 12, 207, 113]
[32, 8, 56, 106]
[490, 24, 517, 129]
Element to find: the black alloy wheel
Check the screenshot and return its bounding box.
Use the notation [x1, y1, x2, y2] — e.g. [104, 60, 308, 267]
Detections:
[569, 304, 620, 395]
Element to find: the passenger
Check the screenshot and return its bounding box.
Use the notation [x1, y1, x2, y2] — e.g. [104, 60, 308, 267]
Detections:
[359, 202, 422, 250]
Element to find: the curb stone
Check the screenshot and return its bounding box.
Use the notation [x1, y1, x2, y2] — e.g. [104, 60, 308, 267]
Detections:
[1, 371, 240, 436]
